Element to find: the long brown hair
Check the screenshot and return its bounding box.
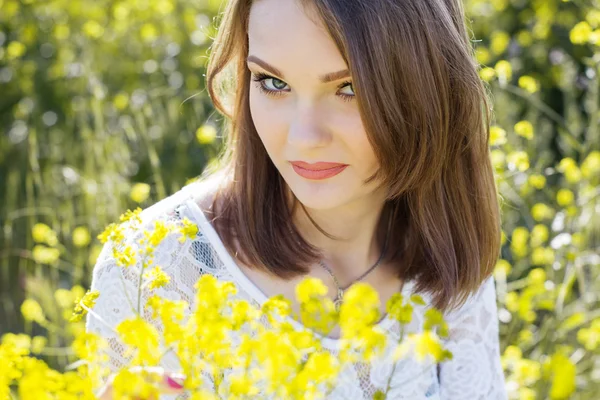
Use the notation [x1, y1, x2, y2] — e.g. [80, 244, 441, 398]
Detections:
[202, 0, 501, 312]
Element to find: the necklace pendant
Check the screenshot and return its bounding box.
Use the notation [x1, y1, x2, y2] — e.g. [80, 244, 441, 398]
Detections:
[334, 288, 344, 311]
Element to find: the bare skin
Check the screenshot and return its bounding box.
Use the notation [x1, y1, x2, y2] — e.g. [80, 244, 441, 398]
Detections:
[96, 366, 185, 400]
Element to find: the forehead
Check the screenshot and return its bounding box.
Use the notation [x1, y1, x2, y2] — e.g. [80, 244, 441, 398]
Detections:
[247, 0, 346, 74]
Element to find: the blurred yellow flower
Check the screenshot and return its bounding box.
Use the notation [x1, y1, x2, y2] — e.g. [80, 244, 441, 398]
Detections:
[116, 317, 162, 365]
[507, 151, 529, 171]
[412, 331, 452, 363]
[113, 92, 129, 110]
[528, 174, 546, 189]
[514, 120, 534, 140]
[511, 227, 529, 258]
[479, 67, 496, 82]
[21, 299, 45, 324]
[490, 30, 510, 54]
[53, 24, 70, 41]
[557, 157, 583, 183]
[531, 203, 555, 221]
[516, 30, 533, 47]
[577, 319, 600, 350]
[581, 150, 600, 178]
[518, 75, 540, 93]
[543, 351, 576, 399]
[494, 259, 512, 276]
[530, 224, 549, 247]
[531, 247, 555, 266]
[32, 223, 59, 246]
[72, 226, 91, 247]
[32, 245, 61, 264]
[7, 41, 26, 60]
[140, 23, 159, 42]
[505, 292, 519, 312]
[31, 336, 47, 354]
[570, 21, 592, 44]
[494, 60, 512, 81]
[489, 125, 507, 146]
[475, 47, 491, 65]
[83, 20, 104, 39]
[556, 188, 574, 206]
[196, 124, 218, 144]
[130, 182, 151, 203]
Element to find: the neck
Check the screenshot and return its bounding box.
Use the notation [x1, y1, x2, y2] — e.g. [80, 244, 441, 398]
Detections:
[288, 186, 391, 281]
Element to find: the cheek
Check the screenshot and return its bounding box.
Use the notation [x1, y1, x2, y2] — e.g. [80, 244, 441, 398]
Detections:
[249, 90, 287, 154]
[331, 110, 379, 171]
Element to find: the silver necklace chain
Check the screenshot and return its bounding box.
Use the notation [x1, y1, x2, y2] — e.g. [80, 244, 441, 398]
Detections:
[319, 219, 392, 311]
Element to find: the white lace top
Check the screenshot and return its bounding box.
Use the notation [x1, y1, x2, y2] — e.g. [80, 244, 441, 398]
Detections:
[85, 179, 508, 400]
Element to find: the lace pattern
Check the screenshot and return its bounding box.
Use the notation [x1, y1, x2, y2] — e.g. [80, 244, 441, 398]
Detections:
[85, 180, 508, 399]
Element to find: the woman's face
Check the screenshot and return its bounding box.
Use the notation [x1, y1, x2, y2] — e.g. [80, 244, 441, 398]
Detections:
[247, 0, 384, 211]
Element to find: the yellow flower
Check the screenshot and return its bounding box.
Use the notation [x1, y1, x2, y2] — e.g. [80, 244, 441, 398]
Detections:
[577, 319, 600, 350]
[556, 188, 575, 206]
[30, 336, 47, 355]
[144, 266, 171, 290]
[505, 292, 519, 312]
[518, 75, 540, 93]
[490, 31, 510, 54]
[479, 67, 496, 82]
[531, 247, 555, 266]
[130, 183, 151, 203]
[32, 245, 61, 264]
[543, 351, 576, 399]
[570, 21, 592, 44]
[510, 227, 529, 258]
[581, 150, 600, 178]
[113, 92, 129, 110]
[295, 277, 328, 304]
[140, 23, 159, 42]
[557, 157, 582, 183]
[423, 308, 449, 338]
[528, 174, 546, 189]
[70, 290, 100, 322]
[82, 21, 104, 39]
[507, 151, 529, 171]
[32, 223, 58, 246]
[143, 220, 171, 247]
[489, 125, 507, 146]
[494, 60, 512, 81]
[116, 317, 161, 365]
[514, 120, 534, 140]
[178, 217, 199, 243]
[494, 259, 512, 276]
[531, 203, 555, 221]
[413, 331, 452, 363]
[115, 244, 137, 268]
[119, 207, 143, 223]
[530, 224, 549, 247]
[21, 299, 45, 324]
[196, 124, 218, 144]
[72, 226, 91, 247]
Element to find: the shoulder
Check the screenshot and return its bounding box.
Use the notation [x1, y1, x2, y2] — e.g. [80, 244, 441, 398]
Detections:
[440, 275, 499, 335]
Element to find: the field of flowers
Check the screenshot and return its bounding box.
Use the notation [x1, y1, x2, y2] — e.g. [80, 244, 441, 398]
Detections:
[0, 0, 599, 398]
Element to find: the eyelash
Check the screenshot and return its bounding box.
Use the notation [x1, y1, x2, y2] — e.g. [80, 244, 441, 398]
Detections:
[251, 72, 355, 102]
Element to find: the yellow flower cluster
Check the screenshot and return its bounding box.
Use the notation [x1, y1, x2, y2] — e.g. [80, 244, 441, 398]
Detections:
[1, 209, 453, 399]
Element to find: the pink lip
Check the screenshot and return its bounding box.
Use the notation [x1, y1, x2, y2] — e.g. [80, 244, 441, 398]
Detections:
[290, 161, 348, 180]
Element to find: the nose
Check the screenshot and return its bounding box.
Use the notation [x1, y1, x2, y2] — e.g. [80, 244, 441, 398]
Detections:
[286, 103, 332, 149]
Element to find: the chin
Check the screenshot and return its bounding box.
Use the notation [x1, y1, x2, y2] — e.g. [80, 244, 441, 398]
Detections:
[285, 176, 353, 211]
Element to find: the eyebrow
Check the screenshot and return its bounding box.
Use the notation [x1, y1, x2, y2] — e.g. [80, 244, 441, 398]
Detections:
[246, 55, 351, 83]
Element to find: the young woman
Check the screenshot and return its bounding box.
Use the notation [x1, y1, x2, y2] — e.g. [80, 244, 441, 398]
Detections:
[88, 0, 508, 398]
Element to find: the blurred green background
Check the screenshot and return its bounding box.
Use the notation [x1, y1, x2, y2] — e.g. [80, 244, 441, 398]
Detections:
[1, 0, 599, 398]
